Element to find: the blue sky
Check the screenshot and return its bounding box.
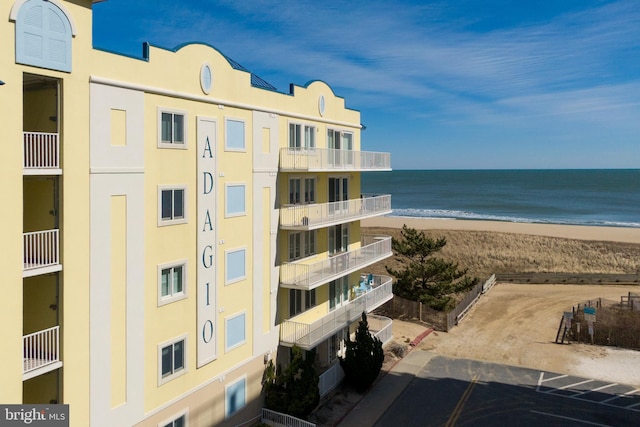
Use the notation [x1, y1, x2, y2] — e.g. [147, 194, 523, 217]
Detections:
[93, 0, 639, 170]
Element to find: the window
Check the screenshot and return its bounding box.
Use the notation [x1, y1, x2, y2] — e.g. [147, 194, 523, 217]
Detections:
[288, 231, 316, 261]
[288, 177, 316, 205]
[328, 224, 349, 255]
[289, 289, 316, 317]
[158, 109, 186, 147]
[225, 312, 246, 351]
[158, 261, 187, 306]
[225, 248, 246, 284]
[225, 119, 245, 151]
[327, 129, 353, 166]
[225, 184, 246, 217]
[158, 336, 186, 384]
[329, 277, 349, 310]
[328, 176, 348, 214]
[14, 0, 74, 72]
[159, 411, 187, 427]
[159, 187, 187, 225]
[289, 123, 316, 149]
[225, 377, 246, 418]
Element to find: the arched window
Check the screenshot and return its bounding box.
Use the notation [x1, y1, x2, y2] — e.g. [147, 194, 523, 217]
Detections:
[13, 0, 74, 72]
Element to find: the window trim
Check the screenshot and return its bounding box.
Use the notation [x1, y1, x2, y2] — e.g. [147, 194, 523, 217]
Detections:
[158, 108, 188, 149]
[288, 121, 317, 150]
[158, 335, 187, 385]
[158, 186, 188, 226]
[225, 375, 247, 419]
[157, 409, 188, 427]
[288, 176, 317, 205]
[289, 288, 317, 317]
[225, 247, 247, 285]
[225, 118, 246, 152]
[157, 260, 188, 306]
[225, 311, 247, 352]
[225, 183, 247, 218]
[288, 230, 316, 261]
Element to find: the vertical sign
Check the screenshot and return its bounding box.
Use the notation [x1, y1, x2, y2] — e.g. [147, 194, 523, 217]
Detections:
[197, 117, 217, 367]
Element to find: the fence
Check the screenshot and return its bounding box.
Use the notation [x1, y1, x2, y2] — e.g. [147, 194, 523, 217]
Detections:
[23, 229, 60, 271]
[377, 274, 496, 332]
[23, 326, 60, 375]
[23, 131, 60, 170]
[261, 408, 316, 427]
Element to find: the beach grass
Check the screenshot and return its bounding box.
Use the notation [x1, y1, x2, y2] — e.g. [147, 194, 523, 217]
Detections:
[363, 225, 640, 280]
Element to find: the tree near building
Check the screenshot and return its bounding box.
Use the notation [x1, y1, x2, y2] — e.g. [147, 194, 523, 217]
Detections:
[339, 312, 384, 392]
[386, 225, 478, 311]
[262, 346, 320, 419]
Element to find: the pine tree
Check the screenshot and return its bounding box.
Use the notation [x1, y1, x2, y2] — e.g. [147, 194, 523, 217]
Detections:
[386, 225, 478, 311]
[339, 312, 384, 392]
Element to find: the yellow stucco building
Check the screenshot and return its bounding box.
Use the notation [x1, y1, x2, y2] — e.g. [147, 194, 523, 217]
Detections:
[1, 1, 392, 425]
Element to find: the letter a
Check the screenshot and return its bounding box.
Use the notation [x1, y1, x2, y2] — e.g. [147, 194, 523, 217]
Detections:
[203, 209, 213, 232]
[202, 136, 213, 158]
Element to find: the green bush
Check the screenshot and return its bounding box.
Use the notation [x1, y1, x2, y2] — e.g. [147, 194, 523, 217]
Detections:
[339, 312, 384, 392]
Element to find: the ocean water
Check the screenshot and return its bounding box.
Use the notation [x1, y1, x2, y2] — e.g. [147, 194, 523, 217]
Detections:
[361, 169, 640, 228]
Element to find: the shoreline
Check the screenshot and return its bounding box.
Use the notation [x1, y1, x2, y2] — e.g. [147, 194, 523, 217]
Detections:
[362, 216, 640, 244]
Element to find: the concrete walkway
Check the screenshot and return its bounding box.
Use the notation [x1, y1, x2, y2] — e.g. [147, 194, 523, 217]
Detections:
[337, 350, 436, 427]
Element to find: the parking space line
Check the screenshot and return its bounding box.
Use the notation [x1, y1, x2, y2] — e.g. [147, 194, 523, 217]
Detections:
[540, 373, 568, 383]
[530, 410, 613, 426]
[570, 383, 617, 397]
[627, 402, 640, 409]
[553, 379, 594, 391]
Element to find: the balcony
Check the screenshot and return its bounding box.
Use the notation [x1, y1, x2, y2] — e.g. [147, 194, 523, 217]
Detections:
[280, 235, 392, 290]
[23, 229, 61, 277]
[280, 194, 392, 230]
[280, 275, 393, 349]
[279, 147, 391, 172]
[23, 326, 62, 381]
[23, 132, 61, 175]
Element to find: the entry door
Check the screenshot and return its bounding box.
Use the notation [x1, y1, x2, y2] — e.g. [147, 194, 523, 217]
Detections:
[328, 177, 348, 215]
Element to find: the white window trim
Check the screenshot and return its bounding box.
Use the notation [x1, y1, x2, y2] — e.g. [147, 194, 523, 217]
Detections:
[289, 288, 317, 318]
[225, 183, 247, 218]
[288, 121, 317, 150]
[288, 230, 316, 261]
[158, 334, 188, 386]
[225, 375, 247, 419]
[158, 107, 188, 149]
[287, 175, 317, 206]
[225, 247, 247, 285]
[157, 408, 189, 427]
[225, 311, 247, 352]
[158, 185, 188, 226]
[224, 117, 246, 152]
[157, 259, 188, 306]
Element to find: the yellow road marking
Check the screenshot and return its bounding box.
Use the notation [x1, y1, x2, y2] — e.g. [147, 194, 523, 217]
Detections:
[445, 374, 479, 427]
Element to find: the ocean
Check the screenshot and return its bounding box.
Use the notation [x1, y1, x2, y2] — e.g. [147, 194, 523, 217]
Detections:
[361, 169, 640, 228]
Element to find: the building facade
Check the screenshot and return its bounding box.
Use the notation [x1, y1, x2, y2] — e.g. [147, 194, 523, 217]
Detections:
[0, 1, 392, 426]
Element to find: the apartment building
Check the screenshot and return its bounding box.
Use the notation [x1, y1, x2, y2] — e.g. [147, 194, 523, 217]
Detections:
[0, 1, 392, 426]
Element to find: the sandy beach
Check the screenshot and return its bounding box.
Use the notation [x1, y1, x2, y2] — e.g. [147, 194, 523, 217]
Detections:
[362, 216, 640, 244]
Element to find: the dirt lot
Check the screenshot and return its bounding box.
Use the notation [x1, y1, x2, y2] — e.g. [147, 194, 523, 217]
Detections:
[414, 282, 640, 387]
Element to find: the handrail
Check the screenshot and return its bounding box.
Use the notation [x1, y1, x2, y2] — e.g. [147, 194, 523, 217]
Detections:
[23, 326, 60, 375]
[23, 132, 60, 170]
[23, 229, 60, 271]
[279, 147, 390, 171]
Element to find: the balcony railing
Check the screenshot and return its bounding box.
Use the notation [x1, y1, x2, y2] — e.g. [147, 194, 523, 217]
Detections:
[319, 362, 345, 397]
[23, 132, 60, 174]
[280, 275, 393, 349]
[261, 408, 316, 427]
[23, 229, 61, 277]
[23, 326, 62, 380]
[280, 235, 392, 290]
[280, 194, 392, 230]
[279, 147, 391, 171]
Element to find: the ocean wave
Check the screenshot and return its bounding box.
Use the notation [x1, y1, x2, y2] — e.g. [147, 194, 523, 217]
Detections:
[390, 209, 640, 228]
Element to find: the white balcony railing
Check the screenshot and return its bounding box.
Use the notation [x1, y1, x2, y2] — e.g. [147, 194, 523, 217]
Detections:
[280, 194, 392, 230]
[23, 132, 60, 173]
[280, 275, 393, 349]
[369, 314, 393, 346]
[261, 408, 316, 427]
[279, 147, 390, 171]
[280, 236, 392, 290]
[23, 229, 61, 276]
[23, 326, 61, 380]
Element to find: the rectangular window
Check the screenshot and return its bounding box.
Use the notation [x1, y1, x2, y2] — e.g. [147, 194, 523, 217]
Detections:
[159, 411, 187, 427]
[158, 261, 187, 306]
[289, 123, 316, 149]
[158, 109, 186, 148]
[327, 129, 353, 166]
[289, 289, 316, 317]
[225, 184, 246, 217]
[158, 336, 187, 385]
[329, 277, 350, 310]
[159, 187, 187, 225]
[225, 248, 246, 284]
[225, 312, 246, 351]
[288, 231, 316, 261]
[225, 377, 247, 418]
[225, 119, 245, 151]
[288, 177, 316, 205]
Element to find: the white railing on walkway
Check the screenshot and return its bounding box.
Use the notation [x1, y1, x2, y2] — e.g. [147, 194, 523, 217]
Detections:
[261, 408, 316, 427]
[280, 194, 392, 229]
[280, 275, 393, 348]
[23, 229, 60, 272]
[23, 132, 60, 171]
[318, 363, 345, 397]
[23, 326, 60, 375]
[280, 236, 392, 290]
[370, 314, 393, 346]
[279, 147, 390, 171]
